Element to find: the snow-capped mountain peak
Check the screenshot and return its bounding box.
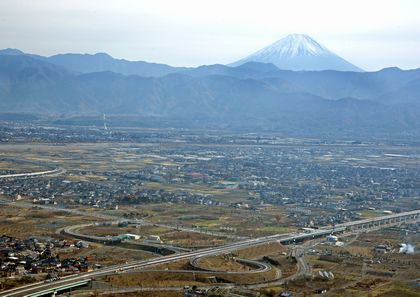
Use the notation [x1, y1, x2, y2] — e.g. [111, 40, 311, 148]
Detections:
[231, 34, 363, 72]
[263, 34, 332, 58]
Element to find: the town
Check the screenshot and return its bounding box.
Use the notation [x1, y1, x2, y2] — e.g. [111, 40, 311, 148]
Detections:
[0, 122, 419, 297]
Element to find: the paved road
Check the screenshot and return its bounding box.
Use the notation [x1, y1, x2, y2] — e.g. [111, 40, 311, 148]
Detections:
[0, 197, 245, 240]
[2, 209, 417, 297]
[0, 168, 65, 179]
[0, 232, 303, 297]
[189, 255, 272, 273]
[334, 209, 420, 228]
[0, 205, 418, 296]
[61, 222, 191, 254]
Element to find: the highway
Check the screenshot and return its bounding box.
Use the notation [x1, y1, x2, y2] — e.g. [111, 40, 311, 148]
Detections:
[0, 233, 292, 297]
[2, 208, 419, 297]
[334, 209, 420, 228]
[189, 255, 272, 273]
[0, 197, 245, 240]
[60, 222, 191, 254]
[1, 209, 418, 297]
[0, 168, 65, 179]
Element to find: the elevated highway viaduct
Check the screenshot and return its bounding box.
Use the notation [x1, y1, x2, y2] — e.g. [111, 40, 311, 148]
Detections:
[335, 209, 419, 232]
[1, 209, 418, 297]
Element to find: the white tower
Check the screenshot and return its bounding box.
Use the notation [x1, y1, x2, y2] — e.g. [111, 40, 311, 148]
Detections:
[103, 113, 108, 131]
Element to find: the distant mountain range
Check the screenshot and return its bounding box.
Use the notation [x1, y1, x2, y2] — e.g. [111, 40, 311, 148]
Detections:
[231, 34, 363, 72]
[0, 48, 185, 77]
[0, 35, 419, 135]
[0, 34, 362, 75]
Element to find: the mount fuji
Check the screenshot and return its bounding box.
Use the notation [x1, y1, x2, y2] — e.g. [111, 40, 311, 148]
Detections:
[231, 34, 363, 72]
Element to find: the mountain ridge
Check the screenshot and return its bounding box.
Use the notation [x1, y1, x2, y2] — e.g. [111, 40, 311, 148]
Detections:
[0, 52, 419, 135]
[0, 48, 187, 77]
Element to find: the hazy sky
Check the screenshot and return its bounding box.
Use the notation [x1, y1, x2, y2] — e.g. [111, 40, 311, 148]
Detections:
[1, 0, 419, 70]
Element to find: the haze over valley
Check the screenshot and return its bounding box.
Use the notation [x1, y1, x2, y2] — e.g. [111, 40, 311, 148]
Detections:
[0, 1, 419, 297]
[1, 34, 419, 136]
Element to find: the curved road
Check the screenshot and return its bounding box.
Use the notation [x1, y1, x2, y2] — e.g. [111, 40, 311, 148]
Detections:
[190, 255, 272, 274]
[61, 222, 191, 254]
[0, 209, 418, 296]
[0, 233, 294, 297]
[0, 168, 65, 179]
